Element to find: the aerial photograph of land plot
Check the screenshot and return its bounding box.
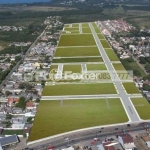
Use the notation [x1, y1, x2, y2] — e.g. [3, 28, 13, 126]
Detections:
[55, 46, 100, 57]
[58, 34, 96, 46]
[28, 22, 150, 143]
[53, 57, 103, 63]
[104, 48, 119, 61]
[29, 98, 128, 141]
[1, 0, 150, 149]
[86, 63, 107, 70]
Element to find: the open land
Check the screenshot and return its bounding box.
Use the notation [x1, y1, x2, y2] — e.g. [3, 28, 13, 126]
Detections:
[29, 98, 128, 141]
[86, 64, 107, 70]
[29, 22, 148, 141]
[55, 47, 100, 57]
[53, 57, 103, 63]
[122, 82, 140, 94]
[58, 34, 96, 46]
[42, 83, 117, 96]
[131, 97, 150, 120]
[104, 48, 119, 61]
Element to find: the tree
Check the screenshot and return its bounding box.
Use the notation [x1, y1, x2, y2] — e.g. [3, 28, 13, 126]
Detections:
[41, 80, 46, 87]
[139, 57, 146, 64]
[33, 90, 38, 95]
[25, 83, 33, 90]
[133, 69, 141, 76]
[18, 83, 25, 89]
[35, 98, 40, 103]
[15, 56, 22, 62]
[5, 91, 12, 96]
[15, 97, 26, 109]
[143, 84, 150, 91]
[145, 63, 150, 72]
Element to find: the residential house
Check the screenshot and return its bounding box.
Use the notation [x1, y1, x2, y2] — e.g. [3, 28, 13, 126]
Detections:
[7, 97, 19, 107]
[118, 134, 136, 150]
[26, 101, 35, 111]
[141, 135, 150, 148]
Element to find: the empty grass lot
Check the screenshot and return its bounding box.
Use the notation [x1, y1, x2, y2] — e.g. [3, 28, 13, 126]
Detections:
[64, 27, 79, 31]
[62, 30, 79, 34]
[100, 40, 111, 48]
[82, 27, 92, 33]
[42, 83, 117, 96]
[113, 63, 126, 70]
[128, 61, 146, 77]
[82, 23, 89, 27]
[72, 24, 79, 28]
[64, 24, 70, 28]
[58, 34, 96, 46]
[49, 65, 58, 72]
[53, 57, 103, 63]
[63, 64, 81, 73]
[105, 49, 119, 61]
[55, 47, 100, 57]
[97, 34, 105, 39]
[131, 97, 150, 120]
[92, 23, 102, 33]
[122, 82, 140, 94]
[29, 98, 128, 141]
[86, 64, 107, 70]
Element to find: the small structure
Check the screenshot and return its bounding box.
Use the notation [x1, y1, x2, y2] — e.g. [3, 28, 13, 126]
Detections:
[141, 135, 150, 148]
[118, 134, 136, 150]
[0, 134, 19, 148]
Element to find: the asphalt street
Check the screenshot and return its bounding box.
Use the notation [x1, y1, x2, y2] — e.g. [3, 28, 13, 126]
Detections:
[89, 23, 141, 122]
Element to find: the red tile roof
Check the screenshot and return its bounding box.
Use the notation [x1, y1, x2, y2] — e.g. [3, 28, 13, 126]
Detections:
[26, 101, 34, 107]
[103, 142, 115, 150]
[119, 134, 133, 144]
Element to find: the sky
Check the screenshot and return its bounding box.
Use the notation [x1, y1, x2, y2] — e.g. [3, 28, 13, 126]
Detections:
[0, 0, 50, 4]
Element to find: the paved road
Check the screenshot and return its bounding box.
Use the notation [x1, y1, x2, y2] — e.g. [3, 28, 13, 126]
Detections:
[28, 123, 147, 149]
[41, 94, 142, 100]
[89, 23, 141, 122]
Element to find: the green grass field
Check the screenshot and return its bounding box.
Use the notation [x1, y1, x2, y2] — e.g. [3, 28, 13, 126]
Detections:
[49, 65, 58, 72]
[64, 27, 79, 31]
[72, 24, 79, 28]
[82, 27, 92, 33]
[63, 64, 81, 73]
[131, 97, 150, 120]
[122, 82, 140, 94]
[97, 34, 105, 39]
[128, 61, 146, 77]
[105, 49, 119, 61]
[43, 83, 117, 96]
[82, 23, 89, 27]
[29, 98, 128, 141]
[100, 40, 111, 48]
[64, 24, 70, 28]
[86, 64, 107, 70]
[58, 34, 96, 46]
[53, 57, 103, 63]
[92, 23, 102, 33]
[113, 63, 126, 70]
[55, 46, 100, 57]
[62, 31, 79, 34]
[2, 130, 24, 135]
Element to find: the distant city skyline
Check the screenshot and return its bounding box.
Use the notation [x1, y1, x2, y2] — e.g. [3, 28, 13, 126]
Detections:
[0, 0, 50, 4]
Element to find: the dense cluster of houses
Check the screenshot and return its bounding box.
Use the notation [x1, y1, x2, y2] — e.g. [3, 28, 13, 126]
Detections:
[0, 16, 62, 144]
[9, 42, 31, 47]
[98, 19, 135, 34]
[0, 26, 26, 32]
[96, 20, 150, 59]
[64, 132, 150, 150]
